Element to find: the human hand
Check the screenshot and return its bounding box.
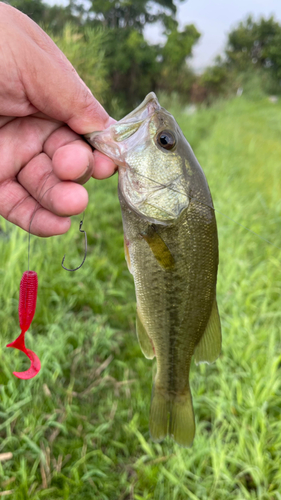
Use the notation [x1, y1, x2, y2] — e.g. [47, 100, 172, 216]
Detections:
[0, 3, 116, 237]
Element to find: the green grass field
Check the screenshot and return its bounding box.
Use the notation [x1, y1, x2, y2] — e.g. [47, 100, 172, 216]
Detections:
[1, 95, 281, 499]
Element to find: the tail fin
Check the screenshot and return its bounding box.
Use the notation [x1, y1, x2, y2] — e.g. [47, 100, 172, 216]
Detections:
[169, 389, 195, 447]
[149, 386, 195, 447]
[149, 386, 169, 442]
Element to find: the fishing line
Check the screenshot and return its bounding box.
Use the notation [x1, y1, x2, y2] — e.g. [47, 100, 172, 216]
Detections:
[27, 173, 87, 271]
[133, 170, 281, 251]
[27, 171, 54, 270]
[7, 174, 88, 380]
[6, 173, 55, 380]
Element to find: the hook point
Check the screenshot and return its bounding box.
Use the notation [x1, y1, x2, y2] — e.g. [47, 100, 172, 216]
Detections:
[61, 217, 87, 272]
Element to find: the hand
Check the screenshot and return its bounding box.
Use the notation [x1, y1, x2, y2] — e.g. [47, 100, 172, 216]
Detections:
[0, 3, 116, 236]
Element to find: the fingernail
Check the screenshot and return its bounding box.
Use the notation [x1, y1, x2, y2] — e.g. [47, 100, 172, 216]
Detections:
[74, 164, 92, 185]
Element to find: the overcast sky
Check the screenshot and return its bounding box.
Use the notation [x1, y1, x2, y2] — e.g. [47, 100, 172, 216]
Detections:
[145, 0, 281, 72]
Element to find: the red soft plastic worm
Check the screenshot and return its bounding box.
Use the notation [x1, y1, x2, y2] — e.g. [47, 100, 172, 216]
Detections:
[7, 271, 41, 379]
[18, 270, 38, 333]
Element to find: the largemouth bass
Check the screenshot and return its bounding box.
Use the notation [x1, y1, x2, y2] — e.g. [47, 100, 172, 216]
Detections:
[85, 93, 221, 447]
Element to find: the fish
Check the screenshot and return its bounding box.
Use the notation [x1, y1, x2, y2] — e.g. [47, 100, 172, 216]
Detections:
[85, 92, 221, 447]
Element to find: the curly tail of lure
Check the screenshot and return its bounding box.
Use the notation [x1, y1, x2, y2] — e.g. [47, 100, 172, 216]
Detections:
[6, 270, 41, 379]
[5, 177, 51, 380]
[5, 170, 87, 379]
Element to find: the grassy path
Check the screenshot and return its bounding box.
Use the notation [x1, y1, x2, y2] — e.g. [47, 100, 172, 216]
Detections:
[1, 96, 281, 499]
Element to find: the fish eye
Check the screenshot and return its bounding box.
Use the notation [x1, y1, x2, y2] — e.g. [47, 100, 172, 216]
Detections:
[156, 130, 176, 151]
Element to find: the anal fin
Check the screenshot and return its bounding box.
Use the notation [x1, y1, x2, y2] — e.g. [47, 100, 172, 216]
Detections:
[194, 299, 221, 365]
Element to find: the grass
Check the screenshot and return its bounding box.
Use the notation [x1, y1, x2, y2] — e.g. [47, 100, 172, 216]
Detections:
[1, 94, 281, 499]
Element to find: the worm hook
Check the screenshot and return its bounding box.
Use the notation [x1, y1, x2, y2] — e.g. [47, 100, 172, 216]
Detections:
[61, 218, 87, 272]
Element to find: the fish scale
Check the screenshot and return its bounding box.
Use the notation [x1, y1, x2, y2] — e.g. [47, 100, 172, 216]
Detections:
[86, 92, 221, 447]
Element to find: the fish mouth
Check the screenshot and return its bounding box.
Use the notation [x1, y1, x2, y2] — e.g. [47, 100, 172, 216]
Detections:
[84, 92, 161, 159]
[119, 92, 161, 124]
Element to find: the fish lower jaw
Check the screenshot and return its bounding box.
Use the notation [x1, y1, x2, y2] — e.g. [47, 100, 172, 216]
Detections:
[93, 140, 127, 167]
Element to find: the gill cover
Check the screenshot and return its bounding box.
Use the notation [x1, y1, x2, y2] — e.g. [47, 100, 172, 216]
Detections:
[86, 93, 190, 224]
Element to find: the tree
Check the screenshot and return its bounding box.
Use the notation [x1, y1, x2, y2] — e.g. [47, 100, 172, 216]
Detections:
[85, 0, 198, 112]
[226, 15, 281, 79]
[195, 15, 281, 103]
[87, 0, 179, 31]
[101, 27, 160, 113]
[6, 0, 47, 22]
[162, 24, 200, 70]
[159, 24, 200, 96]
[7, 0, 199, 111]
[100, 21, 200, 113]
[6, 0, 84, 31]
[199, 56, 229, 96]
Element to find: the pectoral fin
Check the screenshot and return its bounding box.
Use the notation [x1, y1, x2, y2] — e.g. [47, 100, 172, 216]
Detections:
[141, 226, 175, 270]
[136, 310, 155, 359]
[194, 299, 221, 365]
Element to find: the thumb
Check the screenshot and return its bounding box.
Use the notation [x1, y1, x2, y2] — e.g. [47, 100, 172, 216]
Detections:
[24, 49, 111, 134]
[4, 4, 111, 134]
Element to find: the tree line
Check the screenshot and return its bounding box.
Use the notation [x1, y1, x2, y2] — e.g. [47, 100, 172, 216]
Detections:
[7, 0, 200, 113]
[6, 1, 281, 112]
[199, 15, 281, 101]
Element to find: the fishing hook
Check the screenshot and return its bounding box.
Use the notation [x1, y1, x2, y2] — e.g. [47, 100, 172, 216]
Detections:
[61, 218, 87, 272]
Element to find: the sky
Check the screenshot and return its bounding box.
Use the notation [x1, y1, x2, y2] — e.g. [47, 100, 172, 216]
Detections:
[145, 0, 281, 72]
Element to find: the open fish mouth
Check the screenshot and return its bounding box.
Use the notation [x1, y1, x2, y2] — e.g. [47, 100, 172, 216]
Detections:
[85, 93, 161, 158]
[119, 92, 161, 124]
